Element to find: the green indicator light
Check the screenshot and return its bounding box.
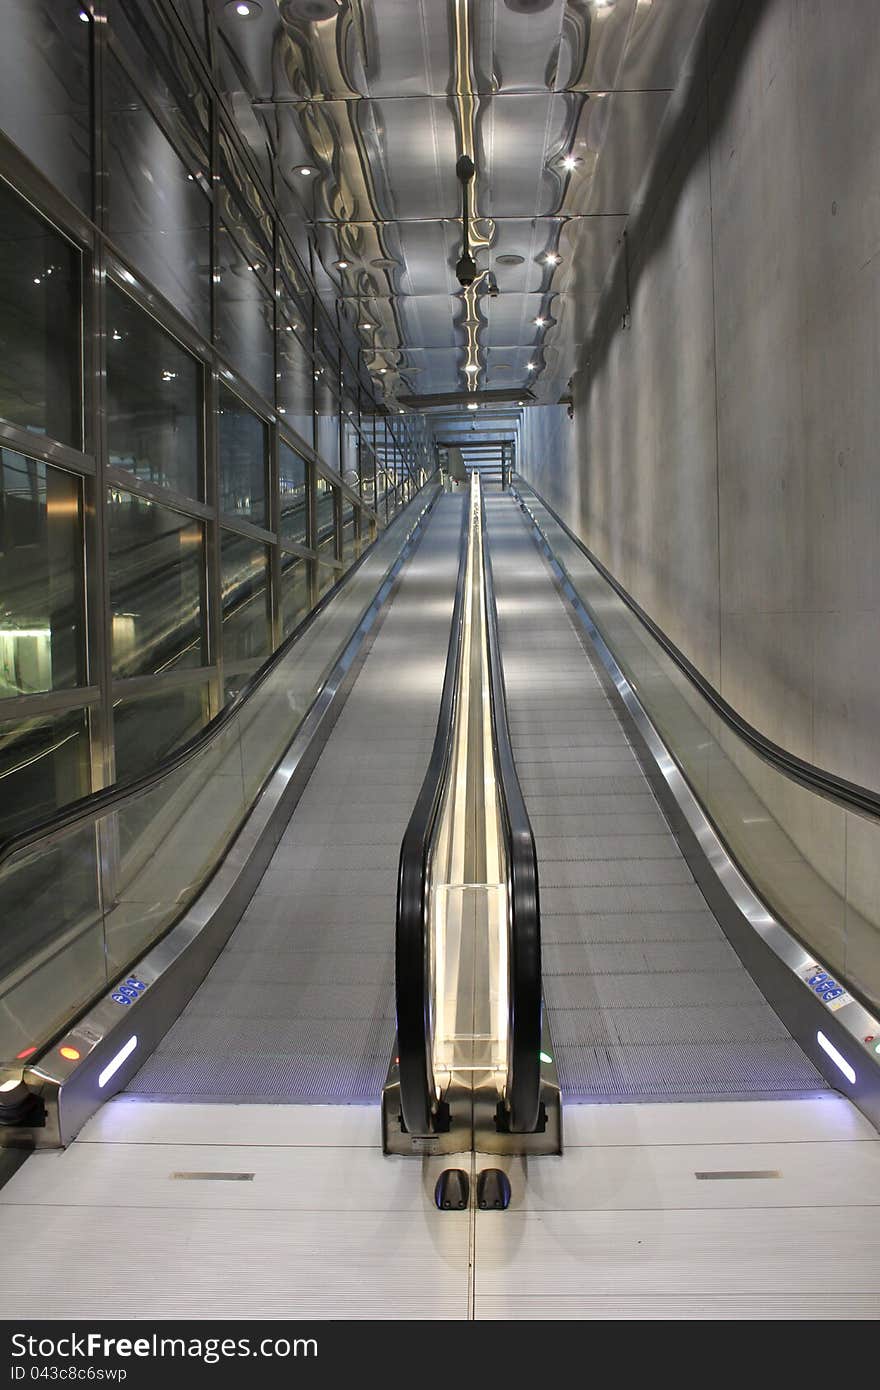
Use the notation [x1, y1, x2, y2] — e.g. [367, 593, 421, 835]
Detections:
[539, 1051, 553, 1065]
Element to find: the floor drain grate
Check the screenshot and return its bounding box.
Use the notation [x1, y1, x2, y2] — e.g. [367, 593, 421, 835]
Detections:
[171, 1172, 255, 1181]
[694, 1170, 780, 1180]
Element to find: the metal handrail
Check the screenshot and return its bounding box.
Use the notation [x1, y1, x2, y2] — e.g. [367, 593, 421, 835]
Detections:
[395, 496, 471, 1136]
[513, 479, 880, 825]
[0, 480, 439, 869]
[395, 481, 544, 1137]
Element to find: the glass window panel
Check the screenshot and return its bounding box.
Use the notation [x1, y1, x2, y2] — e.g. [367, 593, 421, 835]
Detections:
[315, 562, 337, 600]
[314, 358, 340, 472]
[106, 284, 202, 500]
[107, 489, 204, 678]
[277, 315, 313, 448]
[315, 476, 338, 565]
[341, 413, 360, 492]
[280, 552, 309, 638]
[218, 385, 267, 526]
[341, 500, 357, 570]
[0, 182, 81, 447]
[0, 705, 90, 840]
[0, 2, 91, 212]
[220, 529, 270, 665]
[279, 443, 308, 547]
[112, 680, 209, 783]
[0, 451, 84, 698]
[104, 53, 211, 336]
[215, 226, 274, 402]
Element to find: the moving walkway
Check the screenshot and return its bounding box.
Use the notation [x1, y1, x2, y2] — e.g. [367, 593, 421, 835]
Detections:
[2, 468, 880, 1164]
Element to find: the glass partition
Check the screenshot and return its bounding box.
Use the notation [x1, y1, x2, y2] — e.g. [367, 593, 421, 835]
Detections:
[0, 485, 437, 1064]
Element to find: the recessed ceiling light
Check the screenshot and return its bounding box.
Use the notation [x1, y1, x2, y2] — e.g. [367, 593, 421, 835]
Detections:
[226, 0, 262, 16]
[360, 322, 373, 330]
[464, 364, 479, 374]
[562, 154, 579, 172]
[544, 252, 560, 265]
[534, 317, 546, 327]
[334, 259, 350, 270]
[78, 9, 89, 20]
[495, 253, 525, 267]
[517, 399, 525, 406]
[526, 361, 536, 370]
[379, 368, 387, 374]
[296, 165, 316, 177]
[467, 402, 479, 411]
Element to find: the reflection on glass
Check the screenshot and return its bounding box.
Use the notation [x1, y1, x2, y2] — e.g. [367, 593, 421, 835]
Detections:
[0, 451, 83, 697]
[0, 706, 90, 840]
[341, 501, 357, 570]
[218, 385, 267, 525]
[314, 357, 340, 472]
[315, 563, 338, 600]
[277, 315, 314, 447]
[112, 680, 209, 783]
[215, 226, 274, 401]
[279, 443, 308, 546]
[341, 411, 359, 493]
[0, 181, 80, 446]
[280, 552, 309, 637]
[0, 2, 91, 212]
[107, 489, 204, 678]
[220, 530, 270, 664]
[104, 53, 210, 336]
[107, 285, 202, 499]
[315, 475, 338, 564]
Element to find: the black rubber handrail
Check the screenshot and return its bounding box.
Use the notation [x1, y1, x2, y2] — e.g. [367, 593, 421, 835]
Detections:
[480, 494, 543, 1134]
[513, 480, 880, 825]
[395, 495, 471, 1136]
[0, 481, 440, 869]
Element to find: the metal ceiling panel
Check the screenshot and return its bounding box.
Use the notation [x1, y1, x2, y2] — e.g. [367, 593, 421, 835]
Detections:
[211, 0, 707, 407]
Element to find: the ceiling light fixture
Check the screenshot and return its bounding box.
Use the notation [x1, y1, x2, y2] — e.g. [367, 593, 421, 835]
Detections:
[464, 364, 479, 374]
[78, 9, 89, 20]
[296, 165, 316, 177]
[360, 322, 372, 330]
[467, 402, 479, 411]
[526, 361, 536, 370]
[226, 0, 262, 16]
[562, 154, 578, 172]
[534, 316, 546, 327]
[544, 252, 560, 265]
[334, 259, 350, 270]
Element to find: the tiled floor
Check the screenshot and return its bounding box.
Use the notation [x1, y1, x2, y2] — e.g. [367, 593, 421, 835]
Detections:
[1, 1095, 878, 1318]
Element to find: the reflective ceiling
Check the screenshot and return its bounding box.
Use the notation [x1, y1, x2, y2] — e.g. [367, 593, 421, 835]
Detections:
[215, 0, 707, 412]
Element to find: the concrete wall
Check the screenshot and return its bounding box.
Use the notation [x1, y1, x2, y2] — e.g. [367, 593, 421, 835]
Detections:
[517, 0, 880, 1002]
[521, 0, 880, 795]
